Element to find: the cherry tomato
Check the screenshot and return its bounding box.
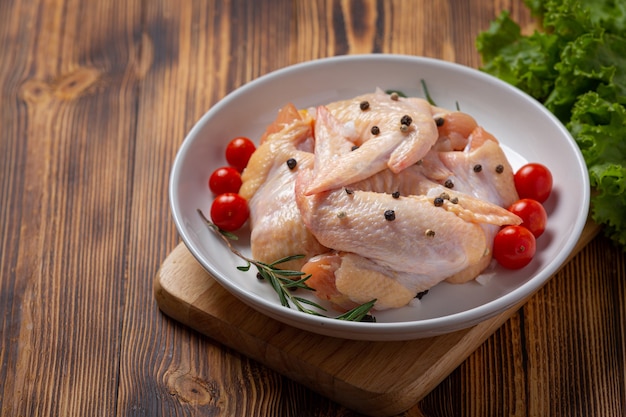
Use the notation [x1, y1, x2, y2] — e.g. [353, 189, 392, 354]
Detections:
[493, 225, 536, 270]
[225, 137, 256, 172]
[514, 163, 553, 203]
[507, 199, 547, 238]
[209, 166, 242, 195]
[210, 193, 249, 231]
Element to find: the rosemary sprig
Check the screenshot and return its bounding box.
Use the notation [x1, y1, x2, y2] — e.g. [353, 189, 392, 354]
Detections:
[198, 209, 377, 322]
[241, 254, 326, 316]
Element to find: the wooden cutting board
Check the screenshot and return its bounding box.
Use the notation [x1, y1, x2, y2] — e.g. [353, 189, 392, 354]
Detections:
[154, 219, 600, 417]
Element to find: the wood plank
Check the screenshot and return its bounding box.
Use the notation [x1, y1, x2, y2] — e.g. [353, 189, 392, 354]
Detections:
[115, 1, 302, 416]
[291, 0, 532, 66]
[0, 0, 141, 415]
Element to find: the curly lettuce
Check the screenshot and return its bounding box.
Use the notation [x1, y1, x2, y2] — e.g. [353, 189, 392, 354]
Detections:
[569, 92, 626, 247]
[477, 0, 626, 249]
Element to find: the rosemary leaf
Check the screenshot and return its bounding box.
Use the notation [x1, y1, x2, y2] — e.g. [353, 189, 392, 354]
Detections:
[281, 277, 311, 288]
[267, 275, 289, 307]
[420, 79, 437, 106]
[268, 254, 306, 267]
[220, 230, 239, 240]
[294, 297, 327, 311]
[335, 299, 377, 322]
[274, 270, 307, 279]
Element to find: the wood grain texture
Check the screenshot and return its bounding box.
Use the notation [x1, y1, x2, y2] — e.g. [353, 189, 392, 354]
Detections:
[1, 0, 141, 415]
[421, 235, 626, 417]
[1, 0, 625, 416]
[153, 219, 600, 416]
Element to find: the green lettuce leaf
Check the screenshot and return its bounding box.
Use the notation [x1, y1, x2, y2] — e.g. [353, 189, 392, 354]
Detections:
[476, 12, 561, 101]
[578, 0, 626, 33]
[478, 0, 626, 250]
[568, 92, 626, 248]
[546, 30, 626, 122]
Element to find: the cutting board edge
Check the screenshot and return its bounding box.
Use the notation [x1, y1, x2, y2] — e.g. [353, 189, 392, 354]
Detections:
[153, 218, 601, 416]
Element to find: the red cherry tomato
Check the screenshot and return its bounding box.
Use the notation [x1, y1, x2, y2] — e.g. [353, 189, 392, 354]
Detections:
[493, 225, 537, 270]
[225, 137, 256, 172]
[210, 193, 249, 231]
[514, 163, 553, 203]
[209, 166, 242, 195]
[507, 199, 547, 238]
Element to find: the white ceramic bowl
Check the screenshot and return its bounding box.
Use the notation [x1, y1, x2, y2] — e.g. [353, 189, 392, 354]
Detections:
[169, 54, 589, 340]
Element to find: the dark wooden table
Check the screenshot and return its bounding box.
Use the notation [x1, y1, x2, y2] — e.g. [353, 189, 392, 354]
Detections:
[1, 1, 625, 416]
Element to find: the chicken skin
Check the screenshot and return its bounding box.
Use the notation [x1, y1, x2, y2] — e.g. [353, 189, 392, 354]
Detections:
[239, 92, 520, 311]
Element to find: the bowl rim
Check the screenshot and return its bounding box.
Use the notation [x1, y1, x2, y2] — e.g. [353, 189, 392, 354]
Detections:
[169, 53, 591, 340]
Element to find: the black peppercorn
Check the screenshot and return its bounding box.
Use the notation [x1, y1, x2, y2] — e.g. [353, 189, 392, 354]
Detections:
[384, 210, 396, 221]
[415, 289, 429, 300]
[444, 179, 454, 188]
[371, 125, 380, 135]
[359, 100, 370, 111]
[286, 158, 297, 170]
[495, 164, 504, 174]
[434, 197, 444, 207]
[392, 191, 400, 199]
[473, 164, 482, 173]
[435, 117, 444, 127]
[401, 115, 412, 126]
[360, 314, 376, 322]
